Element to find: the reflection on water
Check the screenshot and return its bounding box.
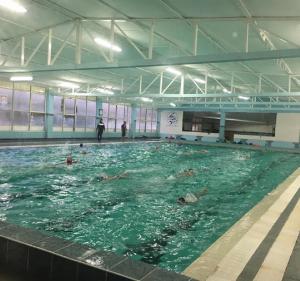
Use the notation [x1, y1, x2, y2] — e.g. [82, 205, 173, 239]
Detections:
[0, 143, 299, 272]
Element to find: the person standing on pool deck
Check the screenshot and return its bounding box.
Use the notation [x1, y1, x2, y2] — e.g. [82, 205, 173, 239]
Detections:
[97, 119, 105, 142]
[121, 121, 127, 141]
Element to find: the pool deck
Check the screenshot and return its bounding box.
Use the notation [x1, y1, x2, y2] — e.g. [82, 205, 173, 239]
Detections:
[184, 167, 300, 281]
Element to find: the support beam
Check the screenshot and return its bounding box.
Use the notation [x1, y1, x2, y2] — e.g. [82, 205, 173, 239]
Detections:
[3, 48, 300, 73]
[109, 20, 115, 63]
[219, 111, 226, 142]
[21, 37, 25, 66]
[148, 21, 155, 59]
[193, 23, 199, 56]
[25, 34, 48, 67]
[129, 106, 137, 138]
[47, 29, 52, 65]
[45, 90, 53, 138]
[75, 20, 82, 64]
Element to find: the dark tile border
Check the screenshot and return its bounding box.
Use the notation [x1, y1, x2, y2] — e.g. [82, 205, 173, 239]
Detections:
[0, 221, 192, 281]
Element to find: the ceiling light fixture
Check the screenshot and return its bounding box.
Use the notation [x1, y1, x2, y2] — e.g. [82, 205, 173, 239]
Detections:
[222, 88, 231, 93]
[96, 88, 114, 95]
[141, 97, 153, 103]
[59, 82, 80, 89]
[238, 95, 250, 100]
[94, 37, 122, 52]
[166, 67, 182, 76]
[194, 78, 206, 84]
[0, 0, 27, 13]
[10, 75, 33, 82]
[169, 102, 176, 107]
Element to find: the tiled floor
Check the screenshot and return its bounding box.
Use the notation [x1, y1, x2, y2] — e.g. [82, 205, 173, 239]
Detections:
[184, 168, 300, 281]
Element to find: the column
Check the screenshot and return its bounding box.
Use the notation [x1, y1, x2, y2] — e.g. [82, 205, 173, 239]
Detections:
[129, 106, 137, 139]
[45, 89, 53, 138]
[219, 111, 226, 142]
[156, 110, 161, 137]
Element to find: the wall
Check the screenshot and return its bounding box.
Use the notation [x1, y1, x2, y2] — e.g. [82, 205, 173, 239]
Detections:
[160, 110, 300, 145]
[159, 111, 219, 141]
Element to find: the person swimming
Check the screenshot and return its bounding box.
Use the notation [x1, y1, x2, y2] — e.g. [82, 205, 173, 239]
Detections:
[183, 149, 208, 156]
[66, 154, 77, 165]
[177, 188, 208, 204]
[176, 168, 194, 178]
[98, 172, 129, 181]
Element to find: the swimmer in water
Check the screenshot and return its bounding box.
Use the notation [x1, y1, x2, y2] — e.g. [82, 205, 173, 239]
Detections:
[176, 168, 194, 178]
[177, 188, 208, 204]
[183, 149, 208, 156]
[79, 143, 88, 155]
[66, 154, 77, 165]
[98, 172, 129, 181]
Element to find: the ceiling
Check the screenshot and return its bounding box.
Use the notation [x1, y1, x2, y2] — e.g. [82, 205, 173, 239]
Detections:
[0, 0, 300, 108]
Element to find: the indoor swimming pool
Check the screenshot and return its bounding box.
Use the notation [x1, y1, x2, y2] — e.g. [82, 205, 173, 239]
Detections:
[0, 142, 299, 272]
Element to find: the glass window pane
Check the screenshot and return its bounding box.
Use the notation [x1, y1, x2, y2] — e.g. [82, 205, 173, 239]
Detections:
[54, 96, 63, 114]
[30, 114, 44, 131]
[13, 111, 29, 130]
[86, 116, 96, 130]
[109, 104, 116, 119]
[14, 90, 30, 111]
[146, 109, 152, 121]
[152, 110, 157, 122]
[0, 88, 12, 111]
[116, 119, 123, 132]
[140, 108, 147, 121]
[146, 122, 152, 132]
[152, 122, 157, 131]
[63, 116, 74, 131]
[76, 116, 86, 130]
[31, 92, 45, 112]
[102, 103, 109, 117]
[53, 115, 63, 131]
[102, 117, 108, 128]
[65, 98, 75, 115]
[76, 98, 86, 116]
[0, 111, 11, 130]
[117, 105, 124, 119]
[87, 100, 96, 116]
[108, 119, 116, 131]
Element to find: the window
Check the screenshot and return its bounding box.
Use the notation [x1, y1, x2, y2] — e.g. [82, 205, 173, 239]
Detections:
[102, 103, 131, 132]
[13, 86, 30, 131]
[0, 87, 13, 130]
[136, 107, 157, 133]
[30, 91, 45, 131]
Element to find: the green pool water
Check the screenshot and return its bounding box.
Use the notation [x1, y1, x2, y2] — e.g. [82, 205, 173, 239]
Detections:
[0, 142, 299, 272]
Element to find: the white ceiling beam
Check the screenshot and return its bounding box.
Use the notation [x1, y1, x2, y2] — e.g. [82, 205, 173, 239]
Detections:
[114, 23, 147, 59]
[25, 34, 48, 67]
[2, 48, 300, 73]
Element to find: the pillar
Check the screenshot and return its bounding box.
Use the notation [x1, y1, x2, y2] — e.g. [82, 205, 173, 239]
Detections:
[156, 110, 161, 137]
[129, 106, 137, 139]
[45, 89, 53, 139]
[219, 111, 226, 142]
[96, 97, 102, 123]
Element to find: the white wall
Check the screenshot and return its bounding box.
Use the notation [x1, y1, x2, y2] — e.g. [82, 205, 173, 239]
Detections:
[160, 111, 219, 137]
[274, 113, 300, 142]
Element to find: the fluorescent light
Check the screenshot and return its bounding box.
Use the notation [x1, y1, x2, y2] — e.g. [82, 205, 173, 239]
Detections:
[223, 88, 231, 93]
[0, 0, 27, 13]
[96, 88, 114, 95]
[194, 78, 206, 84]
[238, 95, 250, 100]
[94, 37, 122, 52]
[169, 102, 176, 107]
[141, 97, 153, 103]
[166, 67, 182, 76]
[59, 82, 80, 89]
[10, 76, 32, 82]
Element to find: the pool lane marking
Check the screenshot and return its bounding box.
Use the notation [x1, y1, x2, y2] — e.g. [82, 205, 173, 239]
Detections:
[206, 172, 300, 281]
[282, 232, 300, 280]
[252, 198, 300, 281]
[0, 140, 162, 149]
